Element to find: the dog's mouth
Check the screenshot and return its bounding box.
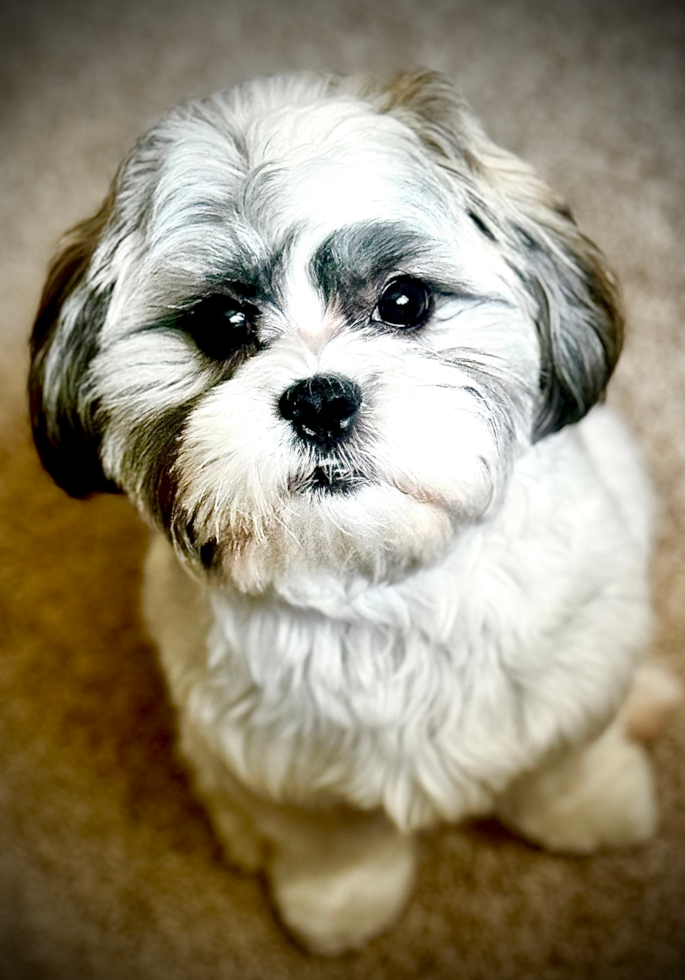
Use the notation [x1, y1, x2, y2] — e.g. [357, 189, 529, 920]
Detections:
[289, 461, 368, 495]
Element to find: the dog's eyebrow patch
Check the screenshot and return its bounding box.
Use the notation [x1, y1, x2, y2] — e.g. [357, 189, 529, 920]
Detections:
[310, 222, 434, 310]
[193, 254, 279, 307]
[150, 226, 298, 315]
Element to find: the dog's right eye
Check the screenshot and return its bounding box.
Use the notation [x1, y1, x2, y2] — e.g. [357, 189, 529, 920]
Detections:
[181, 295, 258, 361]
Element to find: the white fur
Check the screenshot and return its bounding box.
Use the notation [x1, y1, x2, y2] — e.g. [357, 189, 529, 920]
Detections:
[145, 406, 654, 835]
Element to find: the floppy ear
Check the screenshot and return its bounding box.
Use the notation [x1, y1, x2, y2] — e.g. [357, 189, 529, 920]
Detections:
[502, 215, 623, 439]
[377, 71, 624, 439]
[29, 187, 121, 497]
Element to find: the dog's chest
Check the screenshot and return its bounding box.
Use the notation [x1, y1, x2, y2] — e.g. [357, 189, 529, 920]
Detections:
[188, 520, 636, 831]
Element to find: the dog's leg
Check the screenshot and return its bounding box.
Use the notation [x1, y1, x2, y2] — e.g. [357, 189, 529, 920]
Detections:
[195, 752, 418, 956]
[494, 721, 658, 853]
[180, 717, 416, 954]
[265, 806, 417, 956]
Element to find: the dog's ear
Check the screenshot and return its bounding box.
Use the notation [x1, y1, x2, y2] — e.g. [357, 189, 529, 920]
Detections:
[29, 186, 121, 497]
[501, 214, 623, 440]
[377, 71, 624, 439]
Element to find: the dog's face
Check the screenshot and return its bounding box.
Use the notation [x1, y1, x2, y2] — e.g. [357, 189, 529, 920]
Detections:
[30, 72, 622, 593]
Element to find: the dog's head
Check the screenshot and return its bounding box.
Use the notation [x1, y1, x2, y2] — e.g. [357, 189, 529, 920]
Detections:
[30, 71, 622, 593]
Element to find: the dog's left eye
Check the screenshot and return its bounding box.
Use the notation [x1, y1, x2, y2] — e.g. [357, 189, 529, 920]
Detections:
[182, 295, 258, 361]
[377, 276, 432, 330]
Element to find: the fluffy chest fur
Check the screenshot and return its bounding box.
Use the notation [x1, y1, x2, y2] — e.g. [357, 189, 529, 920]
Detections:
[158, 409, 652, 832]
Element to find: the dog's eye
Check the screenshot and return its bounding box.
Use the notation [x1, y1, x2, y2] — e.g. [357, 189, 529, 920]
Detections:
[377, 276, 432, 330]
[183, 295, 257, 361]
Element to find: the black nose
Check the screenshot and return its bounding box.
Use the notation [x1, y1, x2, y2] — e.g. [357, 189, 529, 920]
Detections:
[278, 374, 362, 447]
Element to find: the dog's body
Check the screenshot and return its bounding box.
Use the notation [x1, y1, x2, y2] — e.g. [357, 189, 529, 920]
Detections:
[29, 72, 675, 953]
[147, 406, 652, 836]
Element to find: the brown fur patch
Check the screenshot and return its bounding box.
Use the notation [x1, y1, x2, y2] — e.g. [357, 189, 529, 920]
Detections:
[30, 183, 117, 361]
[378, 70, 452, 123]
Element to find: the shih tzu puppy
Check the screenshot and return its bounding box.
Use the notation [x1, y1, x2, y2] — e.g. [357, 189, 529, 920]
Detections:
[29, 71, 680, 954]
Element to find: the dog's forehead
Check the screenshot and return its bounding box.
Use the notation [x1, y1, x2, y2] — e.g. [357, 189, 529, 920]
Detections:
[240, 99, 448, 229]
[149, 94, 464, 259]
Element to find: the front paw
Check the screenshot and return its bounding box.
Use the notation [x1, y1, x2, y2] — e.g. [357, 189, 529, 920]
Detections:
[496, 724, 657, 854]
[268, 830, 417, 955]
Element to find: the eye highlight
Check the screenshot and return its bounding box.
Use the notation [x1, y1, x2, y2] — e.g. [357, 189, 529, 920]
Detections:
[182, 293, 258, 361]
[377, 276, 432, 330]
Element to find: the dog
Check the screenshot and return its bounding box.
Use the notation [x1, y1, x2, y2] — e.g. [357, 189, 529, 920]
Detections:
[29, 70, 680, 954]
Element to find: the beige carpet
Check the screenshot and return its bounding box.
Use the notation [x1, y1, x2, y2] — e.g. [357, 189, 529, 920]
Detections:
[2, 0, 685, 977]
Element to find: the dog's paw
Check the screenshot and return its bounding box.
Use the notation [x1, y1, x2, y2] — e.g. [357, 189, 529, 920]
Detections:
[496, 724, 657, 854]
[268, 830, 416, 955]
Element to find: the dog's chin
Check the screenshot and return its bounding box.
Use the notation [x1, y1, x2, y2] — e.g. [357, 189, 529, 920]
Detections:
[287, 460, 368, 496]
[197, 479, 459, 597]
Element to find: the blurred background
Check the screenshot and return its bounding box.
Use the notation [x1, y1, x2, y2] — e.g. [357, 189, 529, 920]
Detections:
[1, 1, 684, 977]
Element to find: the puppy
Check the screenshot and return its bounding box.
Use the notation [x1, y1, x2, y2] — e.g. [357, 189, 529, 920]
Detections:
[29, 71, 677, 954]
